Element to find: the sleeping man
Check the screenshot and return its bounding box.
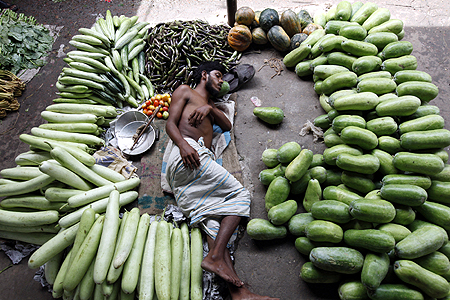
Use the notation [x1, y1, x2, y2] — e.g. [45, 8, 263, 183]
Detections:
[164, 61, 278, 300]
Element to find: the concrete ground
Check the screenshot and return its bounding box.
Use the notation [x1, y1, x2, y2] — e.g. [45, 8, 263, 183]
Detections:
[0, 0, 449, 299]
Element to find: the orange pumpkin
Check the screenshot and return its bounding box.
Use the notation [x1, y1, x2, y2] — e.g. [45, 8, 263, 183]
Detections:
[228, 25, 252, 52]
[235, 6, 255, 26]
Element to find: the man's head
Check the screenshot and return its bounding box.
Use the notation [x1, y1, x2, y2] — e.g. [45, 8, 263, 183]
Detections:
[193, 61, 226, 85]
[193, 61, 226, 98]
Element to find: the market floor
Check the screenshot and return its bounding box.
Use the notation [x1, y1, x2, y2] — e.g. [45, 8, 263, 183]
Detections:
[0, 0, 449, 299]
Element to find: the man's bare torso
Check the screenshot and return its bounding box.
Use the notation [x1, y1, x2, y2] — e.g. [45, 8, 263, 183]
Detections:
[178, 86, 214, 149]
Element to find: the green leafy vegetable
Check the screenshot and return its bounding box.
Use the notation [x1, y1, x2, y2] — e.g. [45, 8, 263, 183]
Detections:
[0, 9, 54, 75]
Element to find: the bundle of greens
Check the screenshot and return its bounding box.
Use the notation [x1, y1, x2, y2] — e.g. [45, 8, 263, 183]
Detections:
[0, 9, 53, 75]
[0, 69, 25, 118]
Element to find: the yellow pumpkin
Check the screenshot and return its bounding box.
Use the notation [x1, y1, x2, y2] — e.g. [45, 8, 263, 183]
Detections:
[227, 25, 252, 52]
[235, 6, 255, 26]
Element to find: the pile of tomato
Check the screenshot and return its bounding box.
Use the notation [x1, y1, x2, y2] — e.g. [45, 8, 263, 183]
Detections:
[141, 93, 171, 119]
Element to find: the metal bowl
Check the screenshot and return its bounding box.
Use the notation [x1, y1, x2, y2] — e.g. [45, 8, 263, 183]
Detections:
[114, 110, 149, 137]
[117, 120, 156, 156]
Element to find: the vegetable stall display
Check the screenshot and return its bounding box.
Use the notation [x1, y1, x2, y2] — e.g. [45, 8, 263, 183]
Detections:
[242, 1, 450, 300]
[0, 10, 222, 300]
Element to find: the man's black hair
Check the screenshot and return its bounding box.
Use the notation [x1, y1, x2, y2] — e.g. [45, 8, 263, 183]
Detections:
[192, 61, 226, 84]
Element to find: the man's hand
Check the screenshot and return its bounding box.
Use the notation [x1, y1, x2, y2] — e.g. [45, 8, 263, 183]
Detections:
[188, 104, 211, 128]
[179, 143, 200, 169]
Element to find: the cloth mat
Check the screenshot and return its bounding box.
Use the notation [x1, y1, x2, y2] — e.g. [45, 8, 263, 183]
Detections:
[92, 146, 138, 179]
[138, 95, 244, 215]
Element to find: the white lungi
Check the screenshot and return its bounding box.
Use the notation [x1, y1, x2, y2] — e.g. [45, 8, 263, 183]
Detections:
[165, 137, 251, 240]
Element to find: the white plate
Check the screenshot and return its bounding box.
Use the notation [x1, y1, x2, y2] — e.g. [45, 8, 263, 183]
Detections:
[114, 110, 149, 138]
[117, 120, 155, 156]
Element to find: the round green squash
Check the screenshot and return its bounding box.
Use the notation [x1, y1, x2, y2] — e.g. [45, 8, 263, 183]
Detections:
[290, 32, 308, 50]
[297, 9, 314, 29]
[267, 25, 291, 52]
[217, 81, 230, 97]
[259, 8, 279, 31]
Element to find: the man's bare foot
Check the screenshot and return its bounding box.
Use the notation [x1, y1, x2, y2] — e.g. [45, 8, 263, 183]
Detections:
[229, 285, 280, 300]
[201, 253, 244, 287]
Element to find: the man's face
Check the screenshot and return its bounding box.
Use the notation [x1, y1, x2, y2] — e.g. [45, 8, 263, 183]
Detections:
[205, 70, 223, 98]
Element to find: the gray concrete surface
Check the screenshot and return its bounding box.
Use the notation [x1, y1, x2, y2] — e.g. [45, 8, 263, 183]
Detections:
[0, 0, 449, 299]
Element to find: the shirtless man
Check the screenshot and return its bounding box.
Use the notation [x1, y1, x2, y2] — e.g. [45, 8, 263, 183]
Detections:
[165, 61, 278, 300]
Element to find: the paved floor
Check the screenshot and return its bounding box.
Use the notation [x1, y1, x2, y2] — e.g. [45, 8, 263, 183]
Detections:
[0, 0, 449, 299]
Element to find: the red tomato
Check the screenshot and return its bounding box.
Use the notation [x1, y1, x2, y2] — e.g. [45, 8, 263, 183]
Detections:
[147, 109, 153, 116]
[145, 100, 151, 106]
[156, 112, 163, 119]
[162, 106, 169, 112]
[153, 100, 160, 107]
[143, 108, 148, 115]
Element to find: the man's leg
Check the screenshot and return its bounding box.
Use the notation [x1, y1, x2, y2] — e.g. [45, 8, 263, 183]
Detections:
[203, 216, 281, 300]
[201, 215, 244, 287]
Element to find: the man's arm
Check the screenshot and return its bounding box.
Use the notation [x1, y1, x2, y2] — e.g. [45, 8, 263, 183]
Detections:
[165, 85, 200, 169]
[188, 100, 232, 132]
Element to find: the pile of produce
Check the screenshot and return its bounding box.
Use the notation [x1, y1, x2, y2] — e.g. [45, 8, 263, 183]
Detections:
[59, 13, 242, 109]
[0, 112, 140, 241]
[141, 92, 171, 118]
[27, 197, 203, 300]
[0, 10, 211, 299]
[227, 5, 319, 53]
[0, 69, 25, 118]
[145, 20, 241, 94]
[0, 96, 204, 298]
[59, 11, 152, 109]
[0, 9, 53, 75]
[244, 1, 450, 299]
